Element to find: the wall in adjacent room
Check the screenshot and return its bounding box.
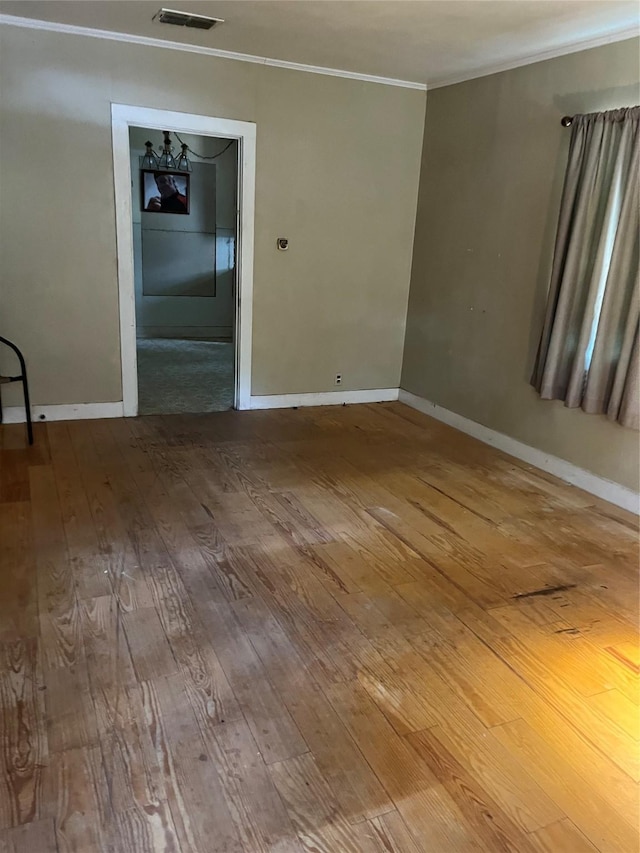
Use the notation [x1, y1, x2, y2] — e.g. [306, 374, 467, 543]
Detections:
[401, 38, 640, 490]
[130, 128, 237, 340]
[0, 24, 425, 405]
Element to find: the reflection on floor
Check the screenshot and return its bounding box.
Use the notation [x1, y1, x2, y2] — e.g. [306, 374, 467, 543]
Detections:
[137, 337, 234, 414]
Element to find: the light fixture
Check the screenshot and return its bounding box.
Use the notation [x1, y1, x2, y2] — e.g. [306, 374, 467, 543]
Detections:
[158, 130, 177, 169]
[139, 131, 192, 172]
[141, 140, 159, 169]
[176, 142, 192, 172]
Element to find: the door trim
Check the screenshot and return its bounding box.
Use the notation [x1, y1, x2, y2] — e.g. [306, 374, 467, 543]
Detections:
[111, 103, 256, 414]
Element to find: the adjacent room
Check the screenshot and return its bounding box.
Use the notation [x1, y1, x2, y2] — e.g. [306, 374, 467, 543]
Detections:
[0, 2, 638, 852]
[131, 126, 237, 414]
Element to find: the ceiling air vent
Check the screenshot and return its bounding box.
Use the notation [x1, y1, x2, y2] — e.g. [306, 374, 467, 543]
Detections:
[153, 8, 224, 30]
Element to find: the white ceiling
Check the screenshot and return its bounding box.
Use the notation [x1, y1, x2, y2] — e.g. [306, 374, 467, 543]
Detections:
[1, 0, 638, 87]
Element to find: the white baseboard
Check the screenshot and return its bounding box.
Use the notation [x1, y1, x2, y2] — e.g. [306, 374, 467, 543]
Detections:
[399, 389, 640, 514]
[4, 387, 634, 513]
[2, 401, 124, 424]
[249, 388, 399, 410]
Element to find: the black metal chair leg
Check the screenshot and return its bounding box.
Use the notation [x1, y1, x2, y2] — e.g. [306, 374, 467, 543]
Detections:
[21, 360, 33, 446]
[0, 335, 33, 445]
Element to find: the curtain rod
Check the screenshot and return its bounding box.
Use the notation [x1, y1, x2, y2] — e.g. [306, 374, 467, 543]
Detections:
[561, 107, 639, 127]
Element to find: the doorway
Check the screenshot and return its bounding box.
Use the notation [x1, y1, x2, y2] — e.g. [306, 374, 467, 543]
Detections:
[111, 106, 256, 415]
[131, 126, 237, 414]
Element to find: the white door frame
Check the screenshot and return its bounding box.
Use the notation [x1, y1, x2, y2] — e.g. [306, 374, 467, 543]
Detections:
[111, 103, 256, 414]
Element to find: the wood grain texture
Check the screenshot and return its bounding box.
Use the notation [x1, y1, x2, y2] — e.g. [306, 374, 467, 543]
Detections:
[0, 639, 47, 829]
[42, 745, 113, 853]
[269, 752, 391, 853]
[529, 818, 600, 853]
[206, 717, 302, 852]
[0, 401, 637, 852]
[405, 727, 537, 853]
[0, 503, 38, 642]
[0, 817, 57, 853]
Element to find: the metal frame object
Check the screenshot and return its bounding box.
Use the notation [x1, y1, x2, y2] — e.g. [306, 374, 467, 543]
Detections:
[0, 336, 33, 445]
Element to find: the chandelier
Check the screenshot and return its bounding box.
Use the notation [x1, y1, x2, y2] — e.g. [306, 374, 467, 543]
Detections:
[141, 131, 191, 172]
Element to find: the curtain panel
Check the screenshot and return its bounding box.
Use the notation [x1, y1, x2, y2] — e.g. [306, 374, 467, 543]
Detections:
[532, 106, 639, 429]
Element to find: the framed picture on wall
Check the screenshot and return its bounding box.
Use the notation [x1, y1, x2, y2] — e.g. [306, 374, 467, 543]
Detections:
[141, 170, 190, 215]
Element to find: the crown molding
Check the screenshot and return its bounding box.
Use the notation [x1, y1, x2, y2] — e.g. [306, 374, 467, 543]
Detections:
[428, 25, 640, 90]
[2, 12, 636, 95]
[0, 13, 427, 91]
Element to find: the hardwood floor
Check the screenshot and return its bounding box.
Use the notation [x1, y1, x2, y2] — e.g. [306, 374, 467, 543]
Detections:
[0, 402, 638, 852]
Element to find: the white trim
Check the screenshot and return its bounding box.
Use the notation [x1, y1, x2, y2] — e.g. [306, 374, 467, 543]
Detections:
[2, 11, 637, 92]
[3, 402, 124, 424]
[235, 121, 256, 411]
[111, 104, 256, 414]
[262, 56, 424, 90]
[0, 14, 427, 91]
[250, 389, 399, 410]
[111, 109, 138, 417]
[429, 27, 639, 89]
[399, 390, 639, 514]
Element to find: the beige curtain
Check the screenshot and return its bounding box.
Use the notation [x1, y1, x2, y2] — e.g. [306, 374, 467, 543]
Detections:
[532, 106, 639, 429]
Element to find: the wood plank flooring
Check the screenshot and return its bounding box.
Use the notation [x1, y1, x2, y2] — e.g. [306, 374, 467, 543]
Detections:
[0, 402, 638, 852]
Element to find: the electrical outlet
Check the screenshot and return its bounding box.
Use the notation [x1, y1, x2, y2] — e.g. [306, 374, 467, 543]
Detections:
[335, 374, 342, 385]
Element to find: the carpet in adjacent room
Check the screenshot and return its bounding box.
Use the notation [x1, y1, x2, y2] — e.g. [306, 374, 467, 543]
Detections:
[136, 337, 234, 415]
